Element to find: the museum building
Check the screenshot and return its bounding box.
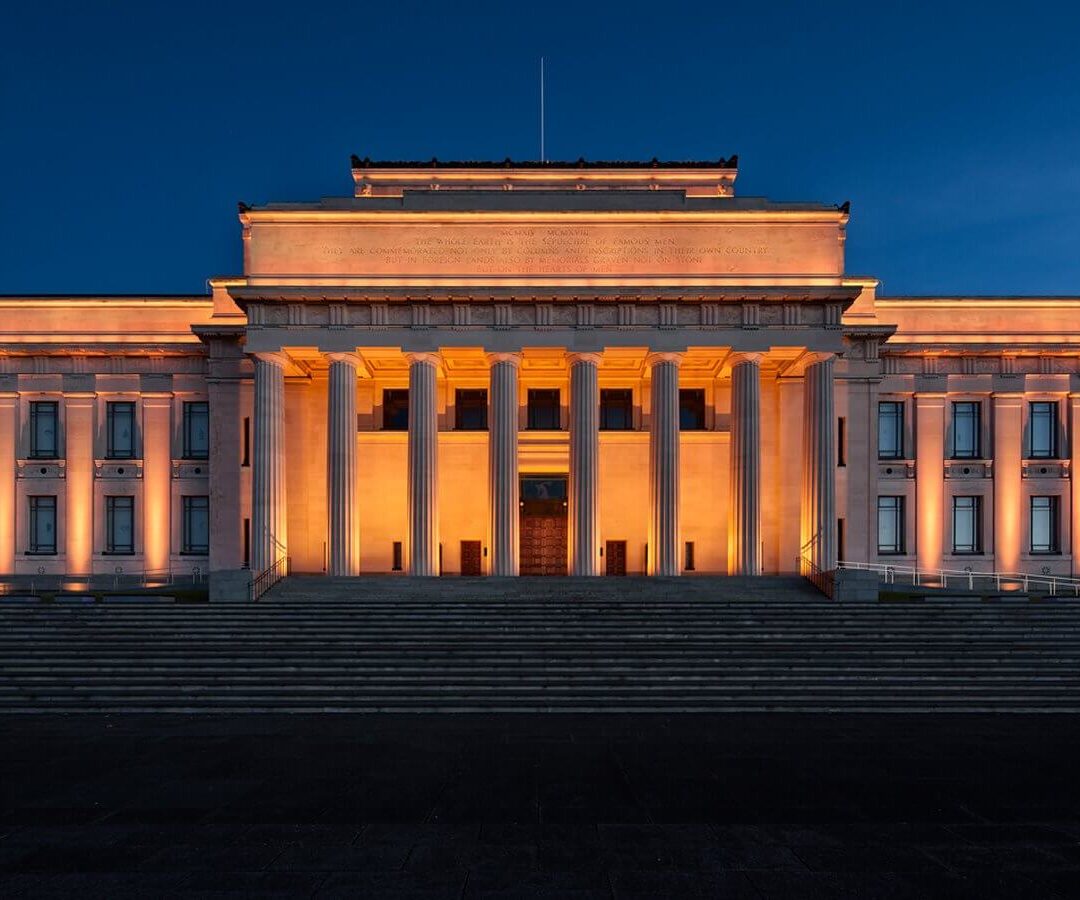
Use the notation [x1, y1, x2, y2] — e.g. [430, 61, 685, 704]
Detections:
[1, 157, 1078, 598]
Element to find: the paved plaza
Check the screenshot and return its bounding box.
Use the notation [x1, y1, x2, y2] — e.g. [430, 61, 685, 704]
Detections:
[2, 713, 1080, 897]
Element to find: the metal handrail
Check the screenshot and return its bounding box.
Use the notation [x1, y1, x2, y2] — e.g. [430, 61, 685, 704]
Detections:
[838, 560, 1080, 596]
[799, 555, 835, 599]
[250, 556, 290, 601]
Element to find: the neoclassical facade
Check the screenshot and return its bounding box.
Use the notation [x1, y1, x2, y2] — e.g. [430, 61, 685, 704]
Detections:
[2, 158, 1078, 596]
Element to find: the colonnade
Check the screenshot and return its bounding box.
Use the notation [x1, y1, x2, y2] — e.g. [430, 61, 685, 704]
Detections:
[250, 349, 838, 578]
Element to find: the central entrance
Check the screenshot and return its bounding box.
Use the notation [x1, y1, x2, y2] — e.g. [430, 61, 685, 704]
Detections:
[519, 476, 568, 576]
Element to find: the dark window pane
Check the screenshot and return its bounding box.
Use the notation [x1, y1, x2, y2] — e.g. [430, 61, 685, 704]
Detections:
[951, 402, 980, 459]
[455, 389, 488, 431]
[877, 496, 905, 554]
[30, 401, 59, 458]
[952, 495, 981, 554]
[383, 389, 409, 431]
[679, 389, 705, 431]
[183, 401, 209, 459]
[105, 495, 135, 554]
[1029, 402, 1057, 459]
[1030, 495, 1060, 553]
[182, 495, 210, 554]
[106, 402, 136, 459]
[520, 477, 567, 501]
[878, 402, 904, 459]
[527, 389, 561, 430]
[28, 496, 57, 554]
[600, 389, 633, 431]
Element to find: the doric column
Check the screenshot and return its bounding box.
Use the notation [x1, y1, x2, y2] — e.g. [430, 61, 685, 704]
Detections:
[407, 353, 440, 576]
[568, 352, 601, 576]
[915, 391, 946, 573]
[488, 352, 521, 576]
[648, 352, 682, 576]
[251, 352, 287, 574]
[801, 356, 837, 572]
[728, 353, 762, 575]
[326, 353, 360, 576]
[993, 391, 1023, 573]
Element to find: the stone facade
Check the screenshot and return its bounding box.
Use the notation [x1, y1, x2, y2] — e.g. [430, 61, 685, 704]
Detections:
[1, 159, 1078, 591]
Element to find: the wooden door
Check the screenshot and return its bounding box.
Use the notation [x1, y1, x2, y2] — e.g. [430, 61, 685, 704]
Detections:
[460, 540, 482, 576]
[605, 540, 627, 576]
[520, 513, 568, 576]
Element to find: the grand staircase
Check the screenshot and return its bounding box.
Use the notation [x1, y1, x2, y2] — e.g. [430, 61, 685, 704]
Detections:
[2, 575, 1080, 712]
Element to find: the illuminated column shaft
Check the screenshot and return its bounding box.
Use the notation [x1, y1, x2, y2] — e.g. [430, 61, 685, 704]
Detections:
[407, 354, 439, 576]
[568, 353, 601, 576]
[0, 393, 15, 574]
[488, 353, 520, 576]
[993, 392, 1023, 573]
[252, 353, 287, 575]
[142, 393, 172, 576]
[915, 392, 946, 573]
[1071, 393, 1080, 577]
[648, 353, 682, 576]
[728, 355, 761, 575]
[802, 357, 836, 571]
[64, 392, 95, 577]
[326, 354, 359, 576]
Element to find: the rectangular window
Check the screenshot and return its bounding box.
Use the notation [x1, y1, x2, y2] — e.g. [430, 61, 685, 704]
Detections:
[600, 389, 633, 431]
[1030, 496, 1060, 554]
[684, 541, 695, 572]
[950, 401, 981, 459]
[679, 389, 706, 431]
[837, 417, 847, 467]
[182, 496, 210, 554]
[106, 401, 136, 459]
[392, 541, 403, 571]
[382, 389, 409, 431]
[454, 389, 488, 431]
[183, 401, 209, 459]
[241, 416, 250, 467]
[838, 518, 846, 562]
[527, 389, 561, 430]
[878, 401, 904, 460]
[877, 496, 905, 554]
[1029, 402, 1058, 459]
[105, 495, 135, 554]
[28, 496, 57, 554]
[29, 401, 59, 459]
[951, 496, 982, 554]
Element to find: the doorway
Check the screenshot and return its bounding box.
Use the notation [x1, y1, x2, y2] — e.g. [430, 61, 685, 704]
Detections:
[519, 476, 568, 576]
[605, 540, 627, 576]
[460, 540, 482, 576]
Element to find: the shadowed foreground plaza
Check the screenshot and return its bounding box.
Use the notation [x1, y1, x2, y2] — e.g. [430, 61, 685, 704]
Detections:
[2, 714, 1080, 898]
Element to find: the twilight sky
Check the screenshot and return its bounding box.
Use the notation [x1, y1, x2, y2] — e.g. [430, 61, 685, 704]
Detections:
[2, 0, 1078, 296]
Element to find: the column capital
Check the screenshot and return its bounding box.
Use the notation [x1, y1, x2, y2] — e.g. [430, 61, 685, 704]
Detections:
[566, 351, 603, 367]
[728, 351, 765, 368]
[252, 351, 290, 368]
[645, 351, 684, 368]
[404, 351, 442, 368]
[486, 351, 523, 368]
[325, 351, 363, 368]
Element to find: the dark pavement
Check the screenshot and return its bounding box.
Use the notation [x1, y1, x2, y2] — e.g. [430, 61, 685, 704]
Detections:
[2, 714, 1079, 898]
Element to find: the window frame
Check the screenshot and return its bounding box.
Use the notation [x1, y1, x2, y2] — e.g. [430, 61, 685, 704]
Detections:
[951, 495, 983, 555]
[105, 401, 137, 460]
[678, 388, 706, 431]
[181, 495, 210, 555]
[1030, 495, 1060, 554]
[878, 401, 905, 460]
[526, 389, 561, 431]
[182, 401, 210, 460]
[950, 401, 981, 460]
[382, 389, 410, 431]
[599, 388, 634, 431]
[453, 388, 488, 431]
[28, 495, 57, 555]
[105, 495, 135, 555]
[877, 495, 906, 555]
[1028, 401, 1058, 460]
[29, 401, 60, 459]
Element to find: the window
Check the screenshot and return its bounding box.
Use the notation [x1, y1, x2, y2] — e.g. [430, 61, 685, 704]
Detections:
[105, 496, 135, 554]
[600, 389, 633, 431]
[838, 518, 846, 562]
[183, 401, 209, 459]
[382, 389, 409, 431]
[1030, 496, 1060, 554]
[182, 496, 209, 554]
[106, 401, 136, 459]
[952, 496, 982, 554]
[950, 401, 981, 459]
[29, 401, 59, 459]
[392, 541, 403, 571]
[878, 401, 904, 460]
[28, 496, 57, 554]
[454, 389, 488, 431]
[684, 541, 695, 572]
[241, 416, 250, 467]
[877, 496, 905, 554]
[837, 417, 847, 467]
[527, 389, 561, 430]
[679, 389, 706, 430]
[1029, 402, 1058, 459]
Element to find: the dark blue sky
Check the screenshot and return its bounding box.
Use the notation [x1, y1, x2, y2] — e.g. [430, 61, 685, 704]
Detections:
[3, 0, 1078, 296]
